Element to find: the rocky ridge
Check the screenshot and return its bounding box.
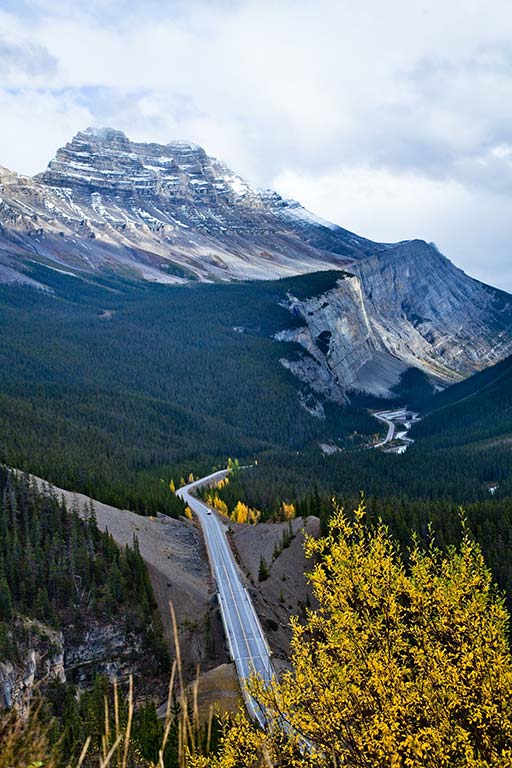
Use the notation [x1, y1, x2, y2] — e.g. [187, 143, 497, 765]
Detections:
[277, 245, 512, 398]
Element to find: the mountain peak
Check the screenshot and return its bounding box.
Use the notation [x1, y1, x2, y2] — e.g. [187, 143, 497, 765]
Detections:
[38, 127, 214, 196]
[80, 126, 129, 143]
[1, 126, 434, 287]
[165, 138, 203, 151]
[82, 125, 126, 140]
[77, 127, 203, 154]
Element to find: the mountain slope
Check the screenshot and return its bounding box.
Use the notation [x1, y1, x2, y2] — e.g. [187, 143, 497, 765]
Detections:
[0, 127, 511, 396]
[411, 353, 512, 450]
[0, 127, 378, 285]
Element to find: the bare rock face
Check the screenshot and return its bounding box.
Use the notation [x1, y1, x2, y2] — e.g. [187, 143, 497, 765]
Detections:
[63, 621, 137, 686]
[0, 620, 64, 716]
[0, 614, 163, 717]
[278, 243, 512, 397]
[277, 272, 377, 398]
[356, 241, 512, 376]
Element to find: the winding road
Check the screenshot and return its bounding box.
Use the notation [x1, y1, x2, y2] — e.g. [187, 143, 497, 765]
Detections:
[177, 471, 273, 726]
[373, 408, 420, 453]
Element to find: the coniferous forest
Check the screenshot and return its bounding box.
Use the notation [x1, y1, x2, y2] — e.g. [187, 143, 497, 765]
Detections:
[0, 267, 512, 767]
[0, 266, 509, 515]
[0, 465, 176, 762]
[0, 467, 162, 637]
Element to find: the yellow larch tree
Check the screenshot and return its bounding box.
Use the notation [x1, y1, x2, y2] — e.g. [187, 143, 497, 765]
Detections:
[212, 494, 228, 517]
[204, 491, 228, 517]
[231, 501, 250, 524]
[230, 501, 261, 524]
[281, 501, 296, 521]
[247, 507, 260, 525]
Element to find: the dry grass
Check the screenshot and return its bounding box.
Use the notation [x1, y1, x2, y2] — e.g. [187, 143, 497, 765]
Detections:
[92, 602, 217, 768]
[0, 705, 57, 768]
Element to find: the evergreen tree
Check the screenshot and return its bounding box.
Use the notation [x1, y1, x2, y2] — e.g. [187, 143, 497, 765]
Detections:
[0, 576, 12, 621]
[258, 556, 269, 582]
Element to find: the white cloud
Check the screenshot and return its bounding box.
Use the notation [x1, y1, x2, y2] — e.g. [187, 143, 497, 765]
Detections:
[273, 165, 512, 291]
[0, 89, 92, 174]
[0, 0, 511, 289]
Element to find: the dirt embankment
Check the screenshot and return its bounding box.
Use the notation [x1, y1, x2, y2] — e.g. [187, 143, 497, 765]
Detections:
[28, 474, 239, 712]
[229, 516, 320, 673]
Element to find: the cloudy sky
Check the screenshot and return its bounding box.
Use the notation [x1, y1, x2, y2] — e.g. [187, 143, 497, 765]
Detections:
[1, 0, 511, 290]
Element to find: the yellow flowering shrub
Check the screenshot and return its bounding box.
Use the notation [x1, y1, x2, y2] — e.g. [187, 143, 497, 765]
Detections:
[193, 501, 512, 767]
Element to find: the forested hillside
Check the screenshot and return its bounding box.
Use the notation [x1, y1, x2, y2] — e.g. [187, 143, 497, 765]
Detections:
[411, 353, 512, 449]
[0, 468, 164, 645]
[0, 264, 510, 516]
[211, 462, 512, 612]
[0, 268, 374, 514]
[0, 466, 169, 761]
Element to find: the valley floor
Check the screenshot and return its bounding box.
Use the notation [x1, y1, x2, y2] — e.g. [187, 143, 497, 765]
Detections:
[373, 408, 421, 453]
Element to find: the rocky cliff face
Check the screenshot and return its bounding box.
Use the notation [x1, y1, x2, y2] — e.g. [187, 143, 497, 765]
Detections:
[277, 243, 512, 398]
[0, 615, 157, 716]
[0, 620, 64, 716]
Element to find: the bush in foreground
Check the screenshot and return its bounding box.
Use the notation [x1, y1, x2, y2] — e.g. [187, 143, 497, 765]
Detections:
[193, 502, 512, 767]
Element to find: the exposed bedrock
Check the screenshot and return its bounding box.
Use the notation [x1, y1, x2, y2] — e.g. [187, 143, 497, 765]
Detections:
[277, 242, 512, 398]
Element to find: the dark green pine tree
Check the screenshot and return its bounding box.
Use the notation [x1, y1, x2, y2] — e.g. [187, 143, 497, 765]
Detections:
[0, 576, 13, 621]
[258, 556, 269, 582]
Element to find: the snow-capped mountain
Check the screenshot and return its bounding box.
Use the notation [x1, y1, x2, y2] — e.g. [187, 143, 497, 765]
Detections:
[0, 127, 511, 396]
[0, 127, 378, 285]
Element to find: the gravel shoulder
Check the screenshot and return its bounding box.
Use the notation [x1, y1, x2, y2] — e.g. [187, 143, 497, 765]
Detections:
[229, 515, 320, 673]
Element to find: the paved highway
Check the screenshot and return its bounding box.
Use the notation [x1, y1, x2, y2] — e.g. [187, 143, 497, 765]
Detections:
[373, 409, 400, 447]
[373, 408, 420, 453]
[177, 471, 273, 726]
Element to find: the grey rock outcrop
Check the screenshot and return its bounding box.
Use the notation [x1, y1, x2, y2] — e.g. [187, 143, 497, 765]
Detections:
[278, 244, 512, 397]
[0, 615, 151, 716]
[64, 619, 143, 689]
[0, 620, 64, 716]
